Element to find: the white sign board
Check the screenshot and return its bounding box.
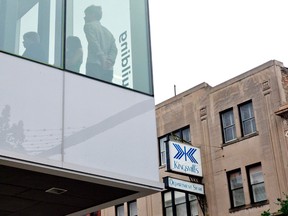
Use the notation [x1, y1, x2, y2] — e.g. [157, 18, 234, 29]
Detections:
[164, 177, 204, 195]
[167, 141, 202, 177]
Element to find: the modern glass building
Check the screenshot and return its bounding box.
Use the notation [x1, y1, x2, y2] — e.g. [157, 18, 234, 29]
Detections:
[0, 0, 162, 215]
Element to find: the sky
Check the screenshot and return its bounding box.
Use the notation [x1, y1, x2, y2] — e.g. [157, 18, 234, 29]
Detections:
[148, 0, 288, 104]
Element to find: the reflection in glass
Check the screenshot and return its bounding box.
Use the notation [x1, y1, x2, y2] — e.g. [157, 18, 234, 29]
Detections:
[239, 101, 256, 136]
[116, 204, 124, 216]
[189, 194, 199, 216]
[249, 165, 267, 202]
[252, 183, 266, 202]
[182, 127, 191, 143]
[83, 5, 118, 82]
[164, 191, 173, 216]
[159, 136, 167, 165]
[0, 0, 153, 95]
[66, 0, 153, 94]
[175, 191, 187, 216]
[66, 36, 83, 72]
[128, 201, 137, 216]
[22, 31, 46, 62]
[232, 188, 245, 207]
[164, 191, 172, 207]
[221, 109, 236, 143]
[229, 170, 245, 207]
[0, 0, 63, 66]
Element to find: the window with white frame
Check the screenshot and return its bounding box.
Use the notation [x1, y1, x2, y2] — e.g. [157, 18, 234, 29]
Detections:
[221, 109, 236, 143]
[247, 164, 266, 203]
[228, 169, 245, 208]
[159, 136, 168, 166]
[239, 101, 256, 136]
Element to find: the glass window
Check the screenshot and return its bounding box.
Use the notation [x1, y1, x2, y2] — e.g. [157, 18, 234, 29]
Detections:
[170, 131, 181, 141]
[0, 0, 153, 95]
[116, 204, 124, 216]
[65, 0, 153, 95]
[239, 101, 256, 136]
[169, 127, 191, 143]
[159, 126, 191, 166]
[182, 127, 191, 143]
[247, 164, 266, 203]
[0, 0, 63, 66]
[164, 191, 173, 216]
[228, 169, 245, 208]
[128, 201, 137, 216]
[175, 191, 188, 216]
[163, 191, 198, 216]
[159, 136, 168, 166]
[189, 194, 199, 216]
[221, 109, 236, 143]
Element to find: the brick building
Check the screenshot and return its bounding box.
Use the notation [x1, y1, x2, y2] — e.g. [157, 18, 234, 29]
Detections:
[102, 60, 288, 216]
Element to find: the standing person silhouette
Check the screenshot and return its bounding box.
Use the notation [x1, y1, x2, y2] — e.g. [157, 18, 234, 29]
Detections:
[84, 5, 117, 82]
[22, 31, 45, 63]
[66, 36, 83, 73]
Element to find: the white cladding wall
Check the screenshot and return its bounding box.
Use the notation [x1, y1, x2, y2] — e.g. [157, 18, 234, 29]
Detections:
[0, 53, 160, 187]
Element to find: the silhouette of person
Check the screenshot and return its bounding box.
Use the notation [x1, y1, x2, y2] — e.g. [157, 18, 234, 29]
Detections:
[22, 31, 45, 63]
[84, 5, 117, 82]
[66, 36, 83, 72]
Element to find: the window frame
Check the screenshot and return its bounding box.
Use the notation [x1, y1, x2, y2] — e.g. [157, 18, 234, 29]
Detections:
[159, 136, 168, 166]
[158, 126, 191, 166]
[128, 200, 137, 216]
[0, 0, 154, 96]
[246, 163, 267, 204]
[188, 194, 199, 216]
[115, 204, 124, 216]
[162, 190, 199, 216]
[227, 168, 245, 208]
[169, 126, 191, 143]
[220, 108, 237, 143]
[238, 100, 257, 137]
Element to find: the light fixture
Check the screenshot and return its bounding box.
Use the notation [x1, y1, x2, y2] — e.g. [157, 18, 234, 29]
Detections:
[45, 187, 67, 195]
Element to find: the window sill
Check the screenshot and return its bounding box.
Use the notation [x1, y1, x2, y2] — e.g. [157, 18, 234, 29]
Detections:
[229, 200, 269, 213]
[242, 131, 259, 139]
[222, 131, 259, 147]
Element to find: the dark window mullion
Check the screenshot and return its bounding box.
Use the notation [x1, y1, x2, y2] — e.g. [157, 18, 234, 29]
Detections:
[185, 193, 192, 216]
[172, 191, 177, 216]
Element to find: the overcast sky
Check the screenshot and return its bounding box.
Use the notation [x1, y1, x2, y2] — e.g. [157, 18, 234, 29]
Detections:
[148, 0, 288, 104]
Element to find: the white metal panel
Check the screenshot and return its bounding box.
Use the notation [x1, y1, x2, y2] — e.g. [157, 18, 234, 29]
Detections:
[0, 53, 63, 162]
[63, 72, 160, 183]
[0, 52, 162, 191]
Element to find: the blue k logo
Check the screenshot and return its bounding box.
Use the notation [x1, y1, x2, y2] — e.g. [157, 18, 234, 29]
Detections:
[173, 143, 198, 164]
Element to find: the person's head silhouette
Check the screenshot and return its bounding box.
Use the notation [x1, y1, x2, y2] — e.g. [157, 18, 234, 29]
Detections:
[84, 5, 102, 23]
[22, 31, 45, 62]
[23, 31, 40, 49]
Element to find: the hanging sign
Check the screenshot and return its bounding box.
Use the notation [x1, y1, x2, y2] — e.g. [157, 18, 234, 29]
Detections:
[167, 141, 202, 177]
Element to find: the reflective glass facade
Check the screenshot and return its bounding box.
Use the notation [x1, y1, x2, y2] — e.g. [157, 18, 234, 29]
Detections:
[0, 0, 153, 95]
